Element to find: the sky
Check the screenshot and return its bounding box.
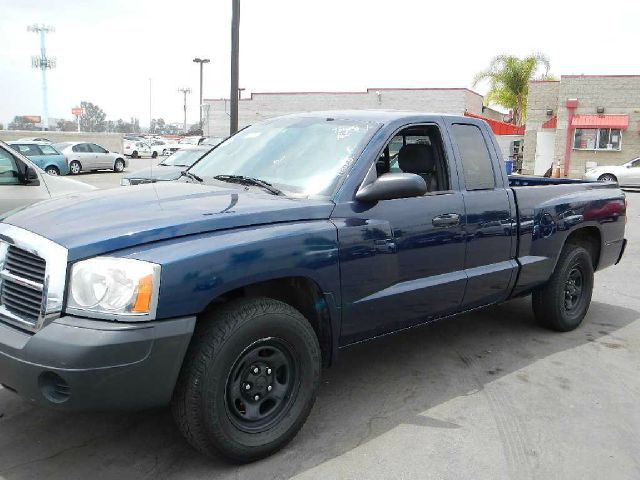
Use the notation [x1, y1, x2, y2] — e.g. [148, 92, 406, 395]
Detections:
[1, 0, 639, 128]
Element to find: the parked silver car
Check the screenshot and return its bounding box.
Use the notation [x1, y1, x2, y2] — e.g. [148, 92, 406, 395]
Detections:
[53, 141, 128, 175]
[583, 157, 640, 186]
[0, 142, 95, 215]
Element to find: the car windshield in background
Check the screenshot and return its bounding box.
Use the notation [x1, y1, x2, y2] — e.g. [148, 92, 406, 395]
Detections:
[161, 148, 209, 167]
[189, 116, 378, 198]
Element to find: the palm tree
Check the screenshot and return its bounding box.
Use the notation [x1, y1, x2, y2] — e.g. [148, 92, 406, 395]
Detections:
[473, 53, 553, 125]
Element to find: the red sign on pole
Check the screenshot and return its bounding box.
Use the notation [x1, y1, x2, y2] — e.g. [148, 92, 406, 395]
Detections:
[72, 107, 83, 116]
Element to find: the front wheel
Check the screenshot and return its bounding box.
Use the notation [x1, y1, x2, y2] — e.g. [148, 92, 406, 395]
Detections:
[533, 245, 594, 331]
[151, 151, 158, 159]
[172, 298, 321, 463]
[131, 151, 139, 159]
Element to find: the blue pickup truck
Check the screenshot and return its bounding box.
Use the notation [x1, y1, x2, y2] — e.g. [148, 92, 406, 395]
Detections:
[0, 111, 626, 462]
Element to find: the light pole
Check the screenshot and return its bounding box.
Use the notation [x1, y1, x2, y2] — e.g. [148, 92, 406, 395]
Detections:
[192, 58, 210, 131]
[230, 0, 240, 135]
[178, 87, 192, 133]
[28, 24, 56, 131]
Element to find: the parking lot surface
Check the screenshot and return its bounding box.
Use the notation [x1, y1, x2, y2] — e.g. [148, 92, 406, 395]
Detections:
[71, 156, 161, 189]
[0, 181, 638, 479]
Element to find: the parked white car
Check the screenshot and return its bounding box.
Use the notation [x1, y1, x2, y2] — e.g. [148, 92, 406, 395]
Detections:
[163, 143, 206, 155]
[583, 157, 640, 187]
[124, 139, 171, 158]
[0, 142, 95, 215]
[53, 142, 128, 175]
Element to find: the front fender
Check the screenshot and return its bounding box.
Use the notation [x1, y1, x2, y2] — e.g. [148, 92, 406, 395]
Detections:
[115, 220, 341, 319]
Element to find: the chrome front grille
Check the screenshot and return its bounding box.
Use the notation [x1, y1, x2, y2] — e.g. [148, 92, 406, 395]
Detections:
[0, 224, 68, 332]
[0, 246, 47, 326]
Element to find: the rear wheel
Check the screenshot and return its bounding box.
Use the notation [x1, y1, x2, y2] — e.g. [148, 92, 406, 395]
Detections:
[114, 159, 125, 172]
[172, 298, 321, 463]
[131, 151, 139, 159]
[151, 151, 158, 159]
[597, 173, 618, 183]
[69, 161, 81, 175]
[533, 245, 594, 331]
[45, 166, 59, 176]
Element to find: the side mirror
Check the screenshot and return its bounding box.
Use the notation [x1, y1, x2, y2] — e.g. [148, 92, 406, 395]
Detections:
[23, 166, 40, 186]
[355, 173, 427, 202]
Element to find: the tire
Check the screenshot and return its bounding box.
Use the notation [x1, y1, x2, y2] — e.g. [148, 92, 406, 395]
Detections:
[597, 173, 617, 184]
[69, 161, 81, 175]
[114, 159, 125, 172]
[162, 149, 168, 156]
[533, 245, 594, 332]
[45, 166, 59, 176]
[172, 297, 321, 463]
[132, 151, 139, 159]
[151, 151, 158, 159]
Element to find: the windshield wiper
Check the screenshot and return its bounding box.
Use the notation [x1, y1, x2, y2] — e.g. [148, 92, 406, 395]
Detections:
[178, 170, 204, 183]
[213, 175, 284, 196]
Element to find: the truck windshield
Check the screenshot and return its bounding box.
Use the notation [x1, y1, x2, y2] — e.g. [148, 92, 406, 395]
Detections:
[189, 116, 378, 198]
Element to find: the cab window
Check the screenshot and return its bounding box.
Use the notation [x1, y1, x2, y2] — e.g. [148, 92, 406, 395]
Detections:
[0, 148, 21, 185]
[376, 124, 449, 192]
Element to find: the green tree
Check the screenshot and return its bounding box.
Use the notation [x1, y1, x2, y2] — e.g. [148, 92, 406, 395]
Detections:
[56, 119, 77, 132]
[79, 101, 107, 132]
[473, 53, 553, 125]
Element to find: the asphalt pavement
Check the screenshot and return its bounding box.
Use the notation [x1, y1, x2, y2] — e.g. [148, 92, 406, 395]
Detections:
[0, 177, 638, 479]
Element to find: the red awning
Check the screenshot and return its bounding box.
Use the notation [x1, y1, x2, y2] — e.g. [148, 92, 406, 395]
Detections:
[570, 115, 629, 129]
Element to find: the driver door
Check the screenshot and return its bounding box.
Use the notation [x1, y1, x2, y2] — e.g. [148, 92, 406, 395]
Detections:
[89, 143, 112, 168]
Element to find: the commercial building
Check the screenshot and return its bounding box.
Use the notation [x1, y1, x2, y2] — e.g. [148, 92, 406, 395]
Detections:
[522, 75, 640, 177]
[202, 87, 524, 159]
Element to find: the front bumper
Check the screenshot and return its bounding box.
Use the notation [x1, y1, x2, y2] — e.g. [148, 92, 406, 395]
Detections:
[0, 315, 195, 410]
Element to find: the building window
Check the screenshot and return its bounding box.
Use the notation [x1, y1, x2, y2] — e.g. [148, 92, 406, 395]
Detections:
[573, 128, 622, 151]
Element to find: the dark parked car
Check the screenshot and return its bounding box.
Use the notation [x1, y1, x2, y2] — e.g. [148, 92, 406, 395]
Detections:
[0, 111, 626, 463]
[121, 146, 212, 185]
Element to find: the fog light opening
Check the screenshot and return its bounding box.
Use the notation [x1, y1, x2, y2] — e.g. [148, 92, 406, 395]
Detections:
[38, 372, 71, 404]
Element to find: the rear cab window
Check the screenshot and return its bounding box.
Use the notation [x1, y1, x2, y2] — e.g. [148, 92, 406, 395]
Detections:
[450, 124, 496, 190]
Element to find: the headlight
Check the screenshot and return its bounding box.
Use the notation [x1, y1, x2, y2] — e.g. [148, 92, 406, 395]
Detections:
[120, 178, 131, 186]
[67, 257, 160, 319]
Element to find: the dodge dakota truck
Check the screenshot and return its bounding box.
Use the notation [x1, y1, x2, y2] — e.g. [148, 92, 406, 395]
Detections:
[0, 111, 626, 463]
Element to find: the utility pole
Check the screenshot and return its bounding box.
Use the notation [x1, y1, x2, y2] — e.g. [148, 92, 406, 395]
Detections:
[230, 0, 240, 135]
[28, 24, 56, 131]
[178, 87, 191, 134]
[192, 58, 210, 131]
[149, 78, 152, 133]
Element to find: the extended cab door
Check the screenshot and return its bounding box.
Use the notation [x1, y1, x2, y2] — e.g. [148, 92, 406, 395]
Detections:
[333, 121, 467, 345]
[0, 146, 49, 215]
[446, 120, 518, 309]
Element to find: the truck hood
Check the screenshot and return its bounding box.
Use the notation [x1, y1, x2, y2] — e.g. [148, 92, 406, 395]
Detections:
[3, 182, 335, 261]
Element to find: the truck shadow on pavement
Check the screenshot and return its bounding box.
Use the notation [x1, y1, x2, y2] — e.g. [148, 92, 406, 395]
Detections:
[0, 297, 637, 480]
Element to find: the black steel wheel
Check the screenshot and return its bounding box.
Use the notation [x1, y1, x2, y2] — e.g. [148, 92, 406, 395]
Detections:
[172, 297, 321, 463]
[225, 338, 299, 433]
[533, 245, 594, 331]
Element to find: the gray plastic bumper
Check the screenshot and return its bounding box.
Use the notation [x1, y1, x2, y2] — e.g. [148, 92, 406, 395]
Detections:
[0, 315, 195, 410]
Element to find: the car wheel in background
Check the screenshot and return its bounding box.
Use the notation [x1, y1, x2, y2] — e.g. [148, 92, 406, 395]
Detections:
[597, 173, 618, 183]
[162, 149, 168, 156]
[45, 166, 59, 176]
[114, 159, 125, 172]
[69, 161, 81, 175]
[132, 151, 139, 159]
[152, 151, 158, 159]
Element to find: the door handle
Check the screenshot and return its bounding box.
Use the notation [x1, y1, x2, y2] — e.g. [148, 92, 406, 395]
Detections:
[432, 213, 460, 227]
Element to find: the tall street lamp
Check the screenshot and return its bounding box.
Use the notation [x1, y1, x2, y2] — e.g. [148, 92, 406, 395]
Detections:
[230, 0, 240, 135]
[192, 58, 210, 131]
[178, 87, 192, 133]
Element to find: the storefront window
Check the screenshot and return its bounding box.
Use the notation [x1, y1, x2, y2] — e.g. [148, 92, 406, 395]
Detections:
[573, 128, 622, 151]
